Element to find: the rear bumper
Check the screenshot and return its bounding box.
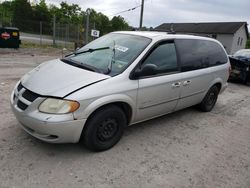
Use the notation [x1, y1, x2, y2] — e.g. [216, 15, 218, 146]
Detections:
[220, 82, 228, 94]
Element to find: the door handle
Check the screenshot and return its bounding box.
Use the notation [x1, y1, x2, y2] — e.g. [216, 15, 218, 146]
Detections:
[183, 80, 191, 86]
[172, 82, 181, 88]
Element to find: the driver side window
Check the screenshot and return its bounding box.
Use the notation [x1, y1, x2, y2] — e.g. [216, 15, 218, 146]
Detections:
[142, 42, 178, 75]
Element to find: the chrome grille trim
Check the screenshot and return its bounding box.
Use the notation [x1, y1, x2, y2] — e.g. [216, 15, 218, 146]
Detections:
[13, 83, 40, 111]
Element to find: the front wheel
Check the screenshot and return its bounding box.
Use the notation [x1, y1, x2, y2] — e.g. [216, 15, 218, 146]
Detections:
[82, 105, 127, 151]
[198, 85, 219, 112]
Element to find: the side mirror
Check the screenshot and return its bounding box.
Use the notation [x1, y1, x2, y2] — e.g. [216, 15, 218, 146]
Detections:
[132, 64, 158, 79]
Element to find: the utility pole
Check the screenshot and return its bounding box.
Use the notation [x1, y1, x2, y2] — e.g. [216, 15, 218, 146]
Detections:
[139, 0, 145, 30]
[85, 8, 90, 44]
[40, 21, 42, 45]
[52, 15, 56, 46]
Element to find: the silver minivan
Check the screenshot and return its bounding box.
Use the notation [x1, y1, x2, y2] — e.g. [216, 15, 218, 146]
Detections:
[11, 31, 230, 151]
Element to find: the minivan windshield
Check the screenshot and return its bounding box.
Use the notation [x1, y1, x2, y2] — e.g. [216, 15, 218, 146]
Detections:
[66, 33, 151, 75]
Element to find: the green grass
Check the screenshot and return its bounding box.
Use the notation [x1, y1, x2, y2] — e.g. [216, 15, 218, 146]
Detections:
[20, 41, 75, 50]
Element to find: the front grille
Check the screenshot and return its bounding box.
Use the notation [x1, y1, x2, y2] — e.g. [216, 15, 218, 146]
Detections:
[22, 90, 39, 102]
[17, 83, 23, 91]
[17, 100, 28, 110]
[14, 83, 41, 111]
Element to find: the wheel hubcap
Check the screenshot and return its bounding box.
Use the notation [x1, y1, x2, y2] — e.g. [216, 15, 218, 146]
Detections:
[207, 92, 216, 106]
[97, 118, 118, 142]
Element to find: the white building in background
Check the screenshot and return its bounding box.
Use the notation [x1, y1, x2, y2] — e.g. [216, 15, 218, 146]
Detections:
[155, 22, 249, 55]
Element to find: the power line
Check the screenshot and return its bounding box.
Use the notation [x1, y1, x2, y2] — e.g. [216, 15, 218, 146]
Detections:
[112, 5, 141, 16]
[87, 0, 150, 17]
[93, 7, 122, 13]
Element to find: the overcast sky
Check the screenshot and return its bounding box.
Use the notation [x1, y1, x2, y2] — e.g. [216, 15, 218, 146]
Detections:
[47, 0, 250, 29]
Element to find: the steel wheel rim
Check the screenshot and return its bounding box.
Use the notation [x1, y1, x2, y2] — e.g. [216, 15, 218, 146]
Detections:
[207, 92, 216, 106]
[97, 118, 118, 142]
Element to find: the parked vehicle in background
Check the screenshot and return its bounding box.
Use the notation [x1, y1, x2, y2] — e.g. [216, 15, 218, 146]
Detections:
[10, 31, 230, 151]
[0, 27, 21, 48]
[229, 49, 250, 85]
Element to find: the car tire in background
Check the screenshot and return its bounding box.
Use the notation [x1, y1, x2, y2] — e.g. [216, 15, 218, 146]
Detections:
[244, 74, 250, 86]
[82, 105, 127, 151]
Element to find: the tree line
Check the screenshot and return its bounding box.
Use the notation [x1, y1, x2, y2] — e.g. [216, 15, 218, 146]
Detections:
[0, 0, 131, 35]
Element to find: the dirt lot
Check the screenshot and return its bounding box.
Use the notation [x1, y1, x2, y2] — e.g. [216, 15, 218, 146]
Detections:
[0, 48, 250, 188]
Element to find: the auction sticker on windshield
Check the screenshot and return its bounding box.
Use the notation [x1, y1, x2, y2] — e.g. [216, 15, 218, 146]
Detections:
[115, 45, 129, 52]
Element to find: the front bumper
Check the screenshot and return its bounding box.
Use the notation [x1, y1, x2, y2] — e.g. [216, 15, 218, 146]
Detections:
[10, 83, 86, 143]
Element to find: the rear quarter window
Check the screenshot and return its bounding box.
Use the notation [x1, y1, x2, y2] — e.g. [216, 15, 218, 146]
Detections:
[175, 39, 228, 72]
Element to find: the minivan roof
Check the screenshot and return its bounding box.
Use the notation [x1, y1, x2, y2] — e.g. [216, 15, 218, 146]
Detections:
[0, 27, 19, 31]
[113, 31, 217, 41]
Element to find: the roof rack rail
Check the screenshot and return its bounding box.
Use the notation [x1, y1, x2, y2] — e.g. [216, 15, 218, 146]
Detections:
[167, 31, 176, 34]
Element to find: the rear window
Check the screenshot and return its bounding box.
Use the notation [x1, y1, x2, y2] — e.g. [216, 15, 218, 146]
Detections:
[175, 39, 228, 72]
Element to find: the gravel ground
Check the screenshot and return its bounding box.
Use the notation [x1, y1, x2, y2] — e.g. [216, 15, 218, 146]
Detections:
[0, 48, 250, 188]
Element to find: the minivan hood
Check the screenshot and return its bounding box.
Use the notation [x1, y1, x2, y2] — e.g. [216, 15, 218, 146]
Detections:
[21, 59, 110, 97]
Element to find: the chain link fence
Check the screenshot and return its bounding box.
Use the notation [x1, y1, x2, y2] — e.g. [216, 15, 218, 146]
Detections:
[0, 17, 89, 50]
[55, 23, 83, 48]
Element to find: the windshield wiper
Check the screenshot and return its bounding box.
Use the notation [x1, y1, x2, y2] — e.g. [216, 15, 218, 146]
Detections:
[73, 47, 110, 56]
[64, 47, 110, 57]
[61, 58, 102, 73]
[105, 41, 116, 74]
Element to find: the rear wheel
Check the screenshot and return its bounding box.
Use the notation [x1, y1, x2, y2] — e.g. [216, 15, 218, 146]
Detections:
[82, 105, 127, 151]
[198, 85, 219, 112]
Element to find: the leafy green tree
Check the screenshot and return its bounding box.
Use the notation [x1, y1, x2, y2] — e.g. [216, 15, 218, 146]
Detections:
[32, 0, 53, 34]
[89, 9, 111, 35]
[33, 0, 51, 22]
[1, 0, 131, 36]
[111, 16, 130, 31]
[54, 1, 82, 24]
[96, 13, 111, 34]
[0, 1, 14, 26]
[48, 4, 60, 20]
[12, 0, 33, 30]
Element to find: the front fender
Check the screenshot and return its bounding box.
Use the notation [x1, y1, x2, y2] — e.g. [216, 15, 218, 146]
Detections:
[76, 94, 136, 124]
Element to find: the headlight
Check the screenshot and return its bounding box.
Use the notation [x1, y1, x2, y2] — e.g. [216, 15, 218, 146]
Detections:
[39, 98, 80, 114]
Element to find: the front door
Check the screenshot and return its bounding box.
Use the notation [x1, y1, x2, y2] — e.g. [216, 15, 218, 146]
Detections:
[135, 41, 182, 122]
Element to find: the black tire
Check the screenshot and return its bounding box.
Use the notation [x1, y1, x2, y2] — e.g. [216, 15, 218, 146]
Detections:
[244, 75, 250, 86]
[198, 85, 219, 112]
[82, 105, 127, 151]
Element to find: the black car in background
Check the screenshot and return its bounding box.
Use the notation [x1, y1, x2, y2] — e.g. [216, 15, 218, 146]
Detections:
[0, 27, 21, 48]
[229, 49, 250, 85]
